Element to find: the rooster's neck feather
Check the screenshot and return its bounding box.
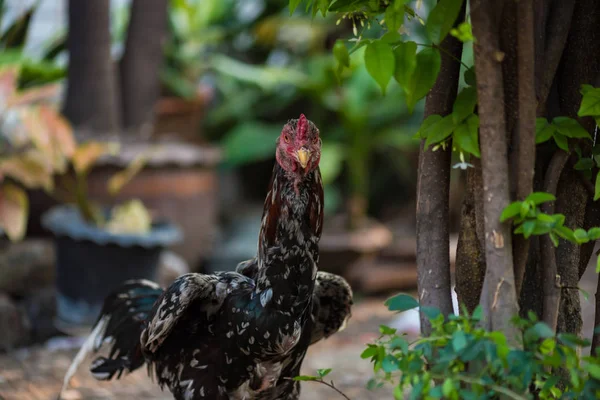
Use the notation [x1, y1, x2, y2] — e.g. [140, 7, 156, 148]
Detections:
[254, 164, 324, 308]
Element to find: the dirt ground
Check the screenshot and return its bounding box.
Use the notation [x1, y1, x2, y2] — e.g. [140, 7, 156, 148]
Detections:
[0, 297, 403, 400]
[0, 256, 597, 400]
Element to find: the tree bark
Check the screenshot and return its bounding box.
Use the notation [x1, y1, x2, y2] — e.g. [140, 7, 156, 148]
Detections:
[455, 161, 486, 313]
[416, 5, 465, 336]
[511, 0, 536, 296]
[471, 0, 520, 337]
[536, 1, 576, 116]
[63, 0, 120, 135]
[120, 0, 169, 137]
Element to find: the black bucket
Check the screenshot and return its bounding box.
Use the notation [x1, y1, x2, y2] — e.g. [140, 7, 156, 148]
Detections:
[42, 205, 182, 329]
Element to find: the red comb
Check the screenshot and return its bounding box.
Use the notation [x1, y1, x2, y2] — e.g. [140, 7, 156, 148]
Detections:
[297, 114, 308, 140]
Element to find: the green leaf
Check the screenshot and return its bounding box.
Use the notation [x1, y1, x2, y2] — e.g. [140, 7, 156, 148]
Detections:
[385, 293, 418, 312]
[380, 31, 402, 44]
[452, 86, 478, 124]
[535, 118, 555, 144]
[364, 42, 395, 95]
[553, 117, 591, 139]
[442, 379, 455, 398]
[586, 364, 600, 380]
[520, 201, 531, 219]
[222, 122, 280, 167]
[553, 132, 569, 151]
[382, 355, 400, 373]
[360, 345, 378, 359]
[420, 306, 442, 321]
[333, 40, 350, 68]
[578, 85, 600, 117]
[389, 336, 408, 352]
[532, 322, 555, 339]
[450, 22, 473, 42]
[393, 41, 417, 90]
[574, 157, 595, 170]
[452, 330, 468, 353]
[417, 114, 443, 139]
[424, 114, 455, 148]
[595, 173, 600, 201]
[526, 192, 556, 205]
[379, 325, 397, 335]
[405, 48, 441, 112]
[454, 114, 480, 157]
[500, 202, 522, 222]
[588, 227, 600, 240]
[385, 5, 403, 32]
[317, 368, 332, 378]
[293, 375, 318, 381]
[522, 220, 536, 238]
[573, 228, 589, 244]
[464, 68, 476, 87]
[426, 0, 465, 44]
[319, 143, 344, 185]
[553, 225, 575, 242]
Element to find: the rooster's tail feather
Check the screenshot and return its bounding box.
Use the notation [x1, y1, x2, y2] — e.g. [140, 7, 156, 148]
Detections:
[58, 280, 163, 399]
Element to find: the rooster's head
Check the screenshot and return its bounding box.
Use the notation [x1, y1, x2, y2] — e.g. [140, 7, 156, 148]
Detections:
[276, 114, 321, 176]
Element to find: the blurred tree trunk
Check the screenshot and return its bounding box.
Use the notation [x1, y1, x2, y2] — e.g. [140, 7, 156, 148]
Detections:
[120, 0, 169, 137]
[63, 0, 120, 135]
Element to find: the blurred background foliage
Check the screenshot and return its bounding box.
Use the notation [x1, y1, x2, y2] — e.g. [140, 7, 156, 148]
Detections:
[0, 0, 471, 225]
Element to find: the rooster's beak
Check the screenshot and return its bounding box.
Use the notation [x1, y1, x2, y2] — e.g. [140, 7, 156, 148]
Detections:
[296, 148, 311, 169]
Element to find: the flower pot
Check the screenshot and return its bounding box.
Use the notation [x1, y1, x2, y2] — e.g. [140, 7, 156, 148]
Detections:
[153, 89, 211, 143]
[318, 215, 393, 276]
[41, 205, 182, 331]
[85, 139, 221, 270]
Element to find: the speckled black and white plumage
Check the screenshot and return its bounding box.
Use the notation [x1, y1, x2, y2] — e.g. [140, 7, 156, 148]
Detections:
[59, 115, 352, 400]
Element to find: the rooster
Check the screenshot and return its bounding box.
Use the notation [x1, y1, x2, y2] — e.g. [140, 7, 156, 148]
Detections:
[59, 115, 353, 400]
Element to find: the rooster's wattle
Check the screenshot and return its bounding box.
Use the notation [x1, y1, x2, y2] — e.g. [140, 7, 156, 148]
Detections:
[59, 115, 353, 400]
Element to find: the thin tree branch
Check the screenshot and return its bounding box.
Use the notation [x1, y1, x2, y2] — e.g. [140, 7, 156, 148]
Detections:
[540, 150, 569, 331]
[592, 268, 600, 356]
[512, 0, 536, 298]
[416, 4, 465, 336]
[471, 0, 520, 340]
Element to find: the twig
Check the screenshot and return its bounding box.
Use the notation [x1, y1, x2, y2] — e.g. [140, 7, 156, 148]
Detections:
[286, 378, 351, 400]
[429, 374, 528, 400]
[413, 42, 472, 71]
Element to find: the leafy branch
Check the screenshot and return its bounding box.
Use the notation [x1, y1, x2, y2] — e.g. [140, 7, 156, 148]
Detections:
[293, 369, 351, 400]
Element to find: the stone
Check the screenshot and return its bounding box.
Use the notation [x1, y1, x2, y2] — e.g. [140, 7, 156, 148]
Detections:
[0, 239, 55, 296]
[23, 287, 60, 343]
[0, 292, 30, 351]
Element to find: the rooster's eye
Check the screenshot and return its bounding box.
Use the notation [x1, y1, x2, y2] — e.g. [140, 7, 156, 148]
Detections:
[283, 135, 290, 143]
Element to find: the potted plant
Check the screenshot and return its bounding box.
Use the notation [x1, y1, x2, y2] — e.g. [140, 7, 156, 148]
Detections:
[40, 141, 182, 332]
[0, 65, 69, 241]
[154, 0, 234, 142]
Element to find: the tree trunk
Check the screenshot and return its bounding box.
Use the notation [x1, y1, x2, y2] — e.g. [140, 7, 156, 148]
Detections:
[415, 5, 465, 336]
[471, 0, 520, 338]
[120, 0, 169, 137]
[63, 0, 120, 135]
